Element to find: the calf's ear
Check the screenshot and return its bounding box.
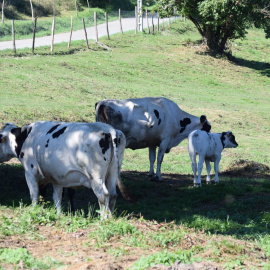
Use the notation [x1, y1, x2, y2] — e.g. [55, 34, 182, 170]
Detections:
[0, 135, 7, 143]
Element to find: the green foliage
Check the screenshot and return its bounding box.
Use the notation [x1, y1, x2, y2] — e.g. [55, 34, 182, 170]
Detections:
[156, 0, 270, 54]
[89, 217, 138, 246]
[0, 248, 61, 269]
[130, 249, 197, 269]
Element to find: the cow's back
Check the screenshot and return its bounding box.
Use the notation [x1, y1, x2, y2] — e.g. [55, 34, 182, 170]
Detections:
[96, 97, 182, 149]
[20, 122, 118, 186]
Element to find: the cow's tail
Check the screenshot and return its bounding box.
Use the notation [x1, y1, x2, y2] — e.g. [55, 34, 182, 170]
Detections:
[111, 130, 131, 201]
[95, 102, 108, 124]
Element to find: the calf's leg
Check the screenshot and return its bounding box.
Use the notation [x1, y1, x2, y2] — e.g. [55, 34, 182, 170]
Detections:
[52, 185, 63, 215]
[205, 160, 211, 184]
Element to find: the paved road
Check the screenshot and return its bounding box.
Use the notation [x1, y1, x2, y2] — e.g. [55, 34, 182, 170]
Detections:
[0, 17, 168, 50]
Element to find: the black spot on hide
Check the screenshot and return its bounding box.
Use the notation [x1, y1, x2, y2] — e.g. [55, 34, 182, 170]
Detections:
[202, 121, 211, 133]
[46, 124, 60, 135]
[221, 132, 226, 149]
[11, 127, 28, 157]
[31, 164, 34, 168]
[114, 138, 118, 147]
[154, 110, 162, 125]
[179, 118, 191, 133]
[194, 133, 198, 137]
[154, 109, 159, 119]
[104, 157, 106, 161]
[20, 152, 24, 158]
[45, 139, 50, 148]
[99, 133, 111, 154]
[52, 127, 67, 139]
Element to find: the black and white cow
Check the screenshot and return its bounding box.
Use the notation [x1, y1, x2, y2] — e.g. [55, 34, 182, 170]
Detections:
[0, 121, 126, 218]
[95, 97, 211, 181]
[188, 130, 238, 186]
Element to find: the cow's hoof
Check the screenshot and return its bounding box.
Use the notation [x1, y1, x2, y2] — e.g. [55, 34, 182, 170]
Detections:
[193, 183, 201, 187]
[206, 181, 211, 185]
[150, 176, 163, 182]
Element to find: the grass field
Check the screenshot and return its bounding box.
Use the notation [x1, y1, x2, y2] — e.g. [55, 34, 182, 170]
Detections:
[0, 19, 270, 269]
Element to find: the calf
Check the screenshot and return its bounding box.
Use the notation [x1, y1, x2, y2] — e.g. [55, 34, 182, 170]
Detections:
[188, 130, 238, 186]
[0, 121, 126, 218]
[95, 97, 211, 181]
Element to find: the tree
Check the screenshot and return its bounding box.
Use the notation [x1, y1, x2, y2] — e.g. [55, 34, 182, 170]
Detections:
[156, 0, 270, 54]
[29, 0, 34, 21]
[1, 0, 4, 24]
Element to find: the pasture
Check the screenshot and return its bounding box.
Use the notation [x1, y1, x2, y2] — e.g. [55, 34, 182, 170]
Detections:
[0, 20, 270, 269]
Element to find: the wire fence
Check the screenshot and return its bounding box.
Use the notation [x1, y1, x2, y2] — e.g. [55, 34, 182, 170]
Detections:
[0, 9, 182, 53]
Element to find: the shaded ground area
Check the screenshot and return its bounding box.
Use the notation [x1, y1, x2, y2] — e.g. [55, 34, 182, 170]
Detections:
[0, 159, 269, 269]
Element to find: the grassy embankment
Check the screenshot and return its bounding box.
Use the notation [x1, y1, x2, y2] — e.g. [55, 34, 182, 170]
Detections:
[0, 19, 270, 269]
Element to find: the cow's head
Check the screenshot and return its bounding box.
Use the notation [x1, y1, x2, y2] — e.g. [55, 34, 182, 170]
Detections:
[221, 131, 238, 149]
[0, 123, 19, 162]
[200, 115, 211, 133]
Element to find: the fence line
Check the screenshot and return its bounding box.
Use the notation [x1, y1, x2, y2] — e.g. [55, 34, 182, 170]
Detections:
[0, 11, 182, 53]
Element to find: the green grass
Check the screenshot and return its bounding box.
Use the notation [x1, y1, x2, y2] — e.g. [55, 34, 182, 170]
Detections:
[0, 19, 270, 269]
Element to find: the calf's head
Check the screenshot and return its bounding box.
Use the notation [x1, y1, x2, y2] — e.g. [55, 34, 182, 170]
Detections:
[221, 131, 238, 149]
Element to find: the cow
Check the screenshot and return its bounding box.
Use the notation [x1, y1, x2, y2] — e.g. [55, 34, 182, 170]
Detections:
[0, 121, 126, 218]
[188, 130, 238, 187]
[95, 97, 211, 181]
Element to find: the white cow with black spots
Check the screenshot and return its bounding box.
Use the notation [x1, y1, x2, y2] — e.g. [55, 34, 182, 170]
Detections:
[95, 97, 211, 181]
[188, 130, 238, 186]
[0, 121, 126, 218]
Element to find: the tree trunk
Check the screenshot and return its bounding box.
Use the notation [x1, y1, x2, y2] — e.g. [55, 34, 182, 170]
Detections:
[1, 0, 5, 24]
[29, 0, 34, 21]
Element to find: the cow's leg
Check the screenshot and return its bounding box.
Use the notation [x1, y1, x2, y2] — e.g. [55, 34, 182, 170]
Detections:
[25, 172, 39, 205]
[105, 172, 118, 214]
[91, 178, 110, 219]
[67, 188, 75, 213]
[205, 160, 211, 184]
[189, 152, 197, 186]
[148, 146, 156, 178]
[197, 156, 204, 187]
[52, 185, 63, 215]
[155, 140, 169, 181]
[214, 159, 220, 184]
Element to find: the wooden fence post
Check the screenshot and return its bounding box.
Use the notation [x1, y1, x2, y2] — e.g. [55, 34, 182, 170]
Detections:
[68, 16, 73, 48]
[94, 11, 98, 42]
[82, 18, 89, 49]
[32, 17, 37, 54]
[157, 12, 159, 31]
[162, 18, 165, 31]
[146, 9, 150, 34]
[105, 12, 110, 40]
[119, 9, 123, 34]
[152, 14, 154, 33]
[11, 20, 16, 53]
[135, 6, 137, 34]
[51, 17, 55, 52]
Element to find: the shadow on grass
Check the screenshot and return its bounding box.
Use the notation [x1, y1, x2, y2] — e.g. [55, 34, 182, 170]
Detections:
[230, 56, 270, 77]
[1, 163, 270, 239]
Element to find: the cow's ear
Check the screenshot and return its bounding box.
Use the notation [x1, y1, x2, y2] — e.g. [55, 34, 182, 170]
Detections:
[200, 115, 206, 124]
[95, 102, 99, 110]
[11, 128, 22, 138]
[227, 132, 231, 138]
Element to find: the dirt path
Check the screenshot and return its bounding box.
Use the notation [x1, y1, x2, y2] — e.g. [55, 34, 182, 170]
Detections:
[0, 17, 167, 50]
